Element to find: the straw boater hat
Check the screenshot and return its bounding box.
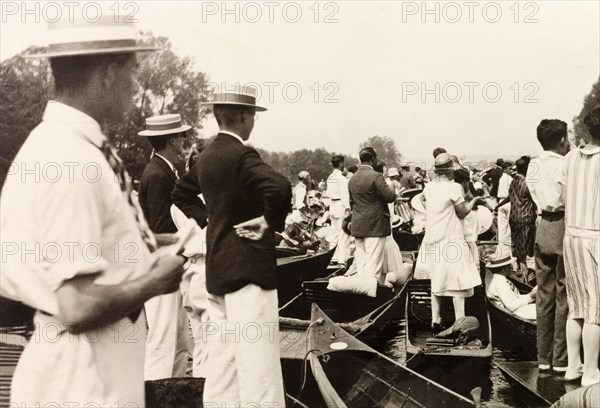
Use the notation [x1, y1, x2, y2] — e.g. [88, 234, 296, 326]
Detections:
[387, 167, 400, 178]
[485, 253, 513, 269]
[26, 16, 156, 58]
[202, 84, 267, 112]
[138, 114, 191, 137]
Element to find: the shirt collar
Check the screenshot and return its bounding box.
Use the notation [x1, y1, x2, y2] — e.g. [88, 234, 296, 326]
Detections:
[43, 101, 105, 147]
[360, 164, 373, 170]
[538, 150, 565, 160]
[154, 153, 176, 172]
[219, 130, 246, 145]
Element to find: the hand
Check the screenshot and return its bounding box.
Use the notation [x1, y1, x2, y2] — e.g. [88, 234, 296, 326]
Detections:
[149, 254, 186, 295]
[234, 216, 269, 241]
[154, 233, 178, 248]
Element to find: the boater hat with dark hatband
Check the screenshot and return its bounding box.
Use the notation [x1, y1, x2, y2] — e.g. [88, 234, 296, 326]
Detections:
[432, 153, 456, 174]
[486, 254, 513, 269]
[26, 16, 156, 58]
[202, 84, 267, 112]
[138, 114, 192, 137]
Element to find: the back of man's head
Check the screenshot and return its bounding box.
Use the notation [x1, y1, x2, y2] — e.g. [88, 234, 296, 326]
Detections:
[584, 105, 600, 140]
[50, 53, 133, 95]
[331, 155, 344, 169]
[359, 147, 377, 163]
[536, 119, 567, 150]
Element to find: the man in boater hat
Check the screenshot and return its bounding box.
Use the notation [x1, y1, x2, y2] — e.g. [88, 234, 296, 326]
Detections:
[0, 16, 185, 407]
[176, 84, 291, 407]
[138, 114, 193, 379]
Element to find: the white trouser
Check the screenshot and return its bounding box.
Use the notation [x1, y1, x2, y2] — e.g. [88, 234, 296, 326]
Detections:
[496, 203, 512, 257]
[144, 291, 190, 380]
[330, 214, 351, 263]
[179, 259, 210, 378]
[203, 284, 285, 408]
[354, 236, 387, 284]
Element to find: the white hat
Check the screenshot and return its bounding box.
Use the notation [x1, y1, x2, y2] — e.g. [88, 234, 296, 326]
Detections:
[138, 114, 192, 137]
[485, 254, 513, 269]
[203, 84, 267, 111]
[387, 167, 400, 177]
[298, 170, 310, 180]
[27, 16, 156, 58]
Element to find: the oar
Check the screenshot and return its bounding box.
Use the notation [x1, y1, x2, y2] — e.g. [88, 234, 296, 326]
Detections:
[470, 386, 482, 408]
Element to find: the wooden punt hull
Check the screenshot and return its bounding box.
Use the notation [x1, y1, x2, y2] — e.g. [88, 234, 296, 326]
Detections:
[405, 279, 492, 358]
[307, 304, 475, 408]
[496, 361, 569, 407]
[276, 246, 336, 307]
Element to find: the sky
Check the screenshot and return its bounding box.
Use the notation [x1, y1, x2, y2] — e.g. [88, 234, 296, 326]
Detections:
[1, 1, 599, 166]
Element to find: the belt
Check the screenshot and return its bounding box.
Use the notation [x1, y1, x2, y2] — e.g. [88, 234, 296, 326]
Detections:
[330, 198, 341, 201]
[540, 210, 564, 220]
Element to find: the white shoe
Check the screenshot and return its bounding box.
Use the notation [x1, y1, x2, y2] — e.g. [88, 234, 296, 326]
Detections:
[563, 365, 583, 381]
[581, 369, 600, 387]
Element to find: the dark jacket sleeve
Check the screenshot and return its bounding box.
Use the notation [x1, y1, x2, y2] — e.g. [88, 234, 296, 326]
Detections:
[145, 173, 178, 233]
[171, 165, 208, 228]
[374, 173, 396, 203]
[238, 148, 292, 232]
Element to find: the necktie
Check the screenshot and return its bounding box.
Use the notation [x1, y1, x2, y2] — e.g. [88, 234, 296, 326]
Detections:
[100, 141, 157, 252]
[100, 141, 157, 323]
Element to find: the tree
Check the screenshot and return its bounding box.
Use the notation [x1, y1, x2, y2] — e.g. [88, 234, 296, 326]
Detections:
[573, 77, 600, 146]
[0, 33, 210, 186]
[359, 135, 403, 168]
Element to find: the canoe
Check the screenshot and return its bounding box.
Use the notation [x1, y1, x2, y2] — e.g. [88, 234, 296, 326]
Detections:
[307, 303, 476, 407]
[488, 276, 536, 355]
[276, 246, 338, 307]
[496, 361, 570, 407]
[405, 279, 492, 358]
[279, 279, 408, 361]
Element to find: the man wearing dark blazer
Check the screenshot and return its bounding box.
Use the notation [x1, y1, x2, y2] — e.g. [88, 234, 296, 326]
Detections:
[348, 147, 396, 284]
[189, 85, 291, 407]
[138, 113, 192, 380]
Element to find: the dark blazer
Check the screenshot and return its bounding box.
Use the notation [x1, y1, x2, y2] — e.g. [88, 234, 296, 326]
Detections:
[171, 164, 208, 229]
[348, 165, 396, 238]
[139, 155, 178, 234]
[194, 133, 291, 296]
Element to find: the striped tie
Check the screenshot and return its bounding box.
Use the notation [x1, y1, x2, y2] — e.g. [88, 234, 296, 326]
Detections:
[101, 141, 157, 252]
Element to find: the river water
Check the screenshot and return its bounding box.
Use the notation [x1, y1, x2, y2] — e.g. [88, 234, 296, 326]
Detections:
[377, 319, 530, 408]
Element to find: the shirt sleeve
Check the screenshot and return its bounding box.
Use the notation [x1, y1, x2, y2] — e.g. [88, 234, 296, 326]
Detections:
[449, 183, 465, 205]
[340, 176, 350, 210]
[496, 278, 531, 312]
[171, 164, 208, 228]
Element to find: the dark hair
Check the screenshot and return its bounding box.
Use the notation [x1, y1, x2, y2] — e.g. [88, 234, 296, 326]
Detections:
[454, 167, 470, 184]
[516, 156, 530, 176]
[331, 155, 344, 169]
[213, 104, 253, 127]
[536, 119, 567, 150]
[374, 160, 386, 174]
[347, 165, 358, 174]
[359, 147, 377, 163]
[147, 132, 184, 152]
[584, 105, 600, 140]
[50, 53, 133, 94]
[432, 147, 446, 158]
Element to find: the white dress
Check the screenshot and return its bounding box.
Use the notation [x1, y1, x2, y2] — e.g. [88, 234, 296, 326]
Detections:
[415, 179, 481, 296]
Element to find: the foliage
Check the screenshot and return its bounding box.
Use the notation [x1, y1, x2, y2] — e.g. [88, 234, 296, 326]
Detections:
[359, 135, 403, 168]
[573, 77, 600, 146]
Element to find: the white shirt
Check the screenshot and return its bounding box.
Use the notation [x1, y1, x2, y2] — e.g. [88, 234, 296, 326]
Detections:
[220, 130, 245, 145]
[293, 182, 308, 210]
[486, 274, 533, 315]
[326, 169, 350, 210]
[497, 172, 512, 199]
[526, 151, 565, 213]
[1, 101, 153, 406]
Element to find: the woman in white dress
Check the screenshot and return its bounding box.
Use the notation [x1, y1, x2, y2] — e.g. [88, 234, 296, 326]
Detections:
[415, 153, 485, 332]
